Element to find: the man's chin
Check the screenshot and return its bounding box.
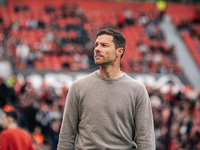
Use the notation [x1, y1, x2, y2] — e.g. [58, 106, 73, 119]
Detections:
[94, 60, 103, 65]
[94, 62, 102, 66]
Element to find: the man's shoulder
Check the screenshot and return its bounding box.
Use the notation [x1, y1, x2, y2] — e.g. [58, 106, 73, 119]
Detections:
[123, 74, 147, 91]
[1, 128, 29, 135]
[0, 128, 33, 145]
[72, 71, 97, 86]
[0, 128, 17, 137]
[0, 129, 9, 136]
[124, 74, 144, 86]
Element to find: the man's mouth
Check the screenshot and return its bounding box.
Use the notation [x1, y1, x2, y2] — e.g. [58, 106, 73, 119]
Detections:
[95, 55, 103, 58]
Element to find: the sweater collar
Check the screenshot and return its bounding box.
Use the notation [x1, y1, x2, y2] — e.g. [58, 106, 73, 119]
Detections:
[95, 70, 126, 81]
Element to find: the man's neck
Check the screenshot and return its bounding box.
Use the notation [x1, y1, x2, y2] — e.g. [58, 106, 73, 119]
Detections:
[7, 123, 18, 129]
[99, 65, 122, 79]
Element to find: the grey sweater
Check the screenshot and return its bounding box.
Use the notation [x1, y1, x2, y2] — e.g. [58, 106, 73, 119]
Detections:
[57, 71, 155, 150]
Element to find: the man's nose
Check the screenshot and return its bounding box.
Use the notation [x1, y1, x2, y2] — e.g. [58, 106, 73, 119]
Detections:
[94, 46, 101, 52]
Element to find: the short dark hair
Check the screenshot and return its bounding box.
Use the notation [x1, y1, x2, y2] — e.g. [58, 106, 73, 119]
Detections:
[96, 28, 126, 58]
[4, 110, 19, 123]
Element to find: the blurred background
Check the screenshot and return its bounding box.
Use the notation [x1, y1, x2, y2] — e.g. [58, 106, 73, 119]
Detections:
[0, 0, 200, 149]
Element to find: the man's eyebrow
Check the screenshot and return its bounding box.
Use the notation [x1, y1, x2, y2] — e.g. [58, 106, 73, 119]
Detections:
[94, 42, 98, 46]
[95, 41, 109, 45]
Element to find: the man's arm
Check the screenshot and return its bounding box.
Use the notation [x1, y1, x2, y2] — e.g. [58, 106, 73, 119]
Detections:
[135, 84, 155, 150]
[57, 83, 79, 150]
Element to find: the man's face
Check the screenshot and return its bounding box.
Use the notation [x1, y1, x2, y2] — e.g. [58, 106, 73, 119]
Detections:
[94, 34, 118, 66]
[1, 113, 9, 129]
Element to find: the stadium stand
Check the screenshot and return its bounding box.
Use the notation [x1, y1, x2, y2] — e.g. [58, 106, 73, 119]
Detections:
[0, 0, 200, 150]
[167, 4, 200, 69]
[0, 0, 184, 74]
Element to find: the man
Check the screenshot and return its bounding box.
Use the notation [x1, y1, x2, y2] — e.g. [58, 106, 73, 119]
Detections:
[0, 110, 35, 150]
[58, 28, 155, 150]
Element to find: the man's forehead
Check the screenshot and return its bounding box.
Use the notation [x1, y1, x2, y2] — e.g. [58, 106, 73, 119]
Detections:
[95, 34, 113, 43]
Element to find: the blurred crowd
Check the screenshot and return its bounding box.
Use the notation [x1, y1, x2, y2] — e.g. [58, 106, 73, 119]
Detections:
[0, 75, 67, 150]
[116, 7, 183, 74]
[177, 8, 200, 33]
[149, 85, 200, 150]
[0, 2, 92, 71]
[0, 1, 183, 74]
[0, 1, 200, 150]
[130, 12, 183, 75]
[177, 8, 200, 56]
[1, 74, 200, 150]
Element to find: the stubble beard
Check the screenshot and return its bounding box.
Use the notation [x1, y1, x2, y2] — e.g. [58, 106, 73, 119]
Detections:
[94, 57, 116, 67]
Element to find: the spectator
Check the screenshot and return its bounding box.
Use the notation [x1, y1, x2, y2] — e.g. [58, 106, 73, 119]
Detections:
[155, 0, 167, 21]
[44, 4, 55, 14]
[50, 119, 61, 150]
[13, 2, 29, 13]
[23, 100, 39, 132]
[191, 8, 200, 24]
[16, 40, 30, 69]
[36, 102, 52, 143]
[32, 126, 44, 149]
[137, 40, 149, 54]
[124, 8, 135, 25]
[0, 77, 8, 108]
[26, 17, 38, 29]
[117, 9, 125, 28]
[39, 38, 51, 52]
[0, 110, 35, 150]
[139, 13, 150, 26]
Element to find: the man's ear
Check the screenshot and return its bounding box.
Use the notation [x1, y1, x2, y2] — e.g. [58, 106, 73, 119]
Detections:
[117, 48, 123, 58]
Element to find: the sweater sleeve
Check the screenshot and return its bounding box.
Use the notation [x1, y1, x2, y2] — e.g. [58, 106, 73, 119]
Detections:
[57, 83, 79, 150]
[135, 84, 155, 150]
